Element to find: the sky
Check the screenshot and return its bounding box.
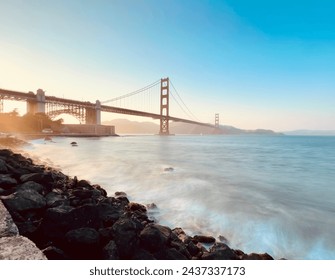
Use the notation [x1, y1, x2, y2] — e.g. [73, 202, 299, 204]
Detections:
[0, 0, 335, 131]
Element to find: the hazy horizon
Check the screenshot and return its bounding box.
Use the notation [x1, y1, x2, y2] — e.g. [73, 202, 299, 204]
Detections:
[1, 0, 334, 131]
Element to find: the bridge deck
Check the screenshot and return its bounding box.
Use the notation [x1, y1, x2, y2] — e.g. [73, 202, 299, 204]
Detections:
[0, 88, 214, 128]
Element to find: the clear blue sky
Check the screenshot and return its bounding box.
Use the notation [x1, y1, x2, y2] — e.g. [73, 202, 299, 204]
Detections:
[1, 0, 334, 131]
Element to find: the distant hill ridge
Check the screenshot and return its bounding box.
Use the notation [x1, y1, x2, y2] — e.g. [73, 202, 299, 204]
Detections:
[103, 119, 281, 135]
[284, 130, 335, 136]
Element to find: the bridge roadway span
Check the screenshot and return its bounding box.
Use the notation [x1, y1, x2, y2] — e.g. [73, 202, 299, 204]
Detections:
[0, 88, 214, 128]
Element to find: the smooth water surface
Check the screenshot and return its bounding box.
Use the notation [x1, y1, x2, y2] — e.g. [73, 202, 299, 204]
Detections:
[25, 135, 335, 259]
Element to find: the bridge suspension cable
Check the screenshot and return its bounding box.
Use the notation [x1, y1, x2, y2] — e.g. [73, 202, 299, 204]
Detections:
[101, 79, 161, 104]
[169, 80, 200, 122]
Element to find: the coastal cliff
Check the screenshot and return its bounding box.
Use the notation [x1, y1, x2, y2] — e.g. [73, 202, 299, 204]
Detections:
[0, 148, 273, 260]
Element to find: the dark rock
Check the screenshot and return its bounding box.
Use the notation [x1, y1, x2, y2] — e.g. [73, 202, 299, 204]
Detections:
[76, 179, 93, 189]
[65, 227, 100, 259]
[164, 167, 174, 172]
[172, 227, 189, 243]
[38, 205, 75, 244]
[67, 204, 102, 230]
[45, 192, 67, 208]
[115, 196, 130, 209]
[0, 159, 8, 173]
[201, 243, 238, 260]
[78, 198, 94, 206]
[98, 227, 114, 245]
[102, 240, 119, 260]
[170, 240, 192, 259]
[15, 219, 41, 239]
[17, 181, 44, 194]
[140, 224, 172, 253]
[42, 246, 68, 260]
[0, 149, 13, 157]
[146, 203, 158, 209]
[2, 189, 46, 212]
[218, 235, 229, 243]
[132, 249, 156, 260]
[128, 202, 147, 213]
[0, 174, 17, 189]
[112, 218, 140, 259]
[92, 184, 107, 197]
[0, 187, 5, 195]
[97, 203, 121, 227]
[186, 240, 200, 256]
[154, 248, 188, 260]
[242, 253, 274, 260]
[115, 191, 127, 197]
[193, 235, 216, 244]
[20, 172, 53, 186]
[72, 188, 93, 199]
[233, 249, 245, 259]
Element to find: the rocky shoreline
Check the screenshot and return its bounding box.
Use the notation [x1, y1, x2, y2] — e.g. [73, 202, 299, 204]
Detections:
[0, 148, 274, 260]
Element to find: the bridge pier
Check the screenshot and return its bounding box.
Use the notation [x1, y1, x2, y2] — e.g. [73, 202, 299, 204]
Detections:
[85, 100, 101, 125]
[27, 89, 46, 115]
[159, 78, 170, 135]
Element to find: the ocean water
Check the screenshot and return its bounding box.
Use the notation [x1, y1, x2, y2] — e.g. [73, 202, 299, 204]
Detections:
[24, 135, 335, 260]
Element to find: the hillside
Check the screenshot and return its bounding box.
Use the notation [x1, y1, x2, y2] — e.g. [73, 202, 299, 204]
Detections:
[103, 119, 281, 135]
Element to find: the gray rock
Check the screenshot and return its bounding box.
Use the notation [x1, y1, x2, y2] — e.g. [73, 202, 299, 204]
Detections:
[0, 201, 19, 237]
[0, 236, 47, 260]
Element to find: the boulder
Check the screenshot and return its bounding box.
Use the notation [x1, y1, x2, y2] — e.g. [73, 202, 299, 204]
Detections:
[17, 181, 44, 194]
[112, 218, 141, 259]
[242, 252, 274, 260]
[97, 203, 122, 227]
[72, 188, 93, 199]
[201, 242, 238, 260]
[102, 240, 119, 260]
[115, 191, 127, 198]
[132, 248, 156, 260]
[128, 202, 147, 213]
[65, 227, 100, 259]
[39, 205, 75, 243]
[0, 175, 17, 189]
[192, 235, 216, 244]
[2, 189, 46, 212]
[20, 172, 53, 186]
[154, 248, 188, 260]
[0, 201, 19, 237]
[40, 204, 102, 244]
[42, 246, 68, 260]
[0, 159, 8, 173]
[0, 236, 47, 260]
[140, 224, 172, 253]
[45, 191, 67, 208]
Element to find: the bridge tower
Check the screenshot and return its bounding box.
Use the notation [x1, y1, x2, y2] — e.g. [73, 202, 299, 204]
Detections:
[215, 113, 219, 128]
[159, 77, 170, 135]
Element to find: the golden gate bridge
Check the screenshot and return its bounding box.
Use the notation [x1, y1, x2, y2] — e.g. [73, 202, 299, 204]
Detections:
[0, 78, 220, 135]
